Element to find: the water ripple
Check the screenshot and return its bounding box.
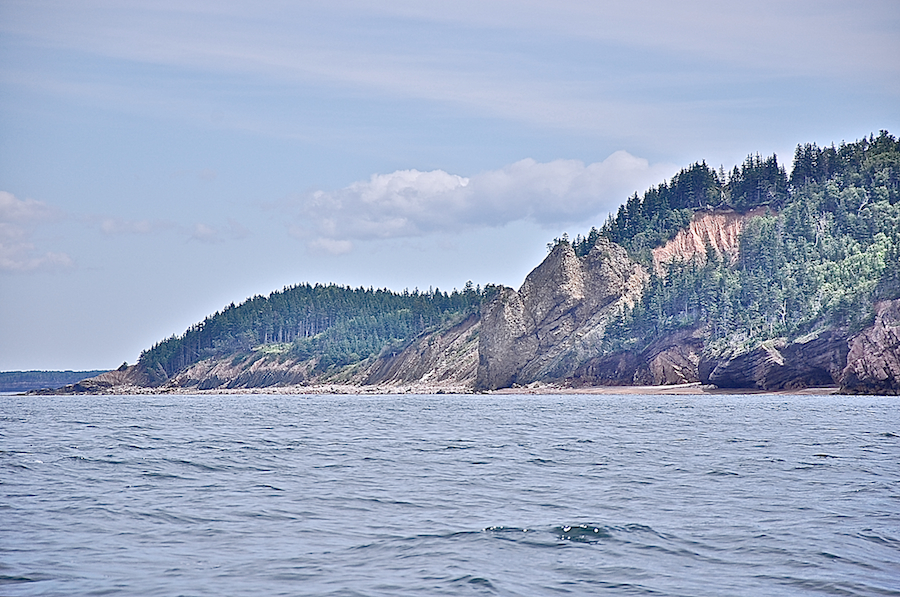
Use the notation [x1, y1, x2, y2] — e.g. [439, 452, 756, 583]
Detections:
[1, 393, 898, 596]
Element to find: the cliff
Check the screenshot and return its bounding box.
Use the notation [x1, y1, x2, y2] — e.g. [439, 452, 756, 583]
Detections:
[476, 238, 646, 390]
[696, 301, 900, 394]
[699, 330, 848, 390]
[570, 327, 704, 387]
[841, 300, 900, 395]
[44, 244, 899, 395]
[652, 207, 768, 270]
[30, 362, 155, 394]
[36, 243, 900, 395]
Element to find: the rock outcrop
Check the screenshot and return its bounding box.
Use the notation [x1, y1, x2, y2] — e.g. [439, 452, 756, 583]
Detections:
[364, 313, 480, 387]
[571, 327, 704, 386]
[28, 362, 156, 394]
[841, 300, 900, 395]
[476, 239, 646, 390]
[29, 226, 900, 395]
[699, 330, 849, 390]
[149, 313, 481, 392]
[166, 349, 315, 390]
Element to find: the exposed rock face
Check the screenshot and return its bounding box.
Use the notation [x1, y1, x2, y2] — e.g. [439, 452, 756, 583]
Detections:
[476, 286, 540, 390]
[365, 313, 480, 386]
[841, 300, 900, 395]
[28, 362, 157, 394]
[652, 207, 768, 270]
[642, 328, 704, 385]
[699, 330, 849, 390]
[476, 239, 647, 390]
[167, 351, 315, 390]
[571, 327, 704, 386]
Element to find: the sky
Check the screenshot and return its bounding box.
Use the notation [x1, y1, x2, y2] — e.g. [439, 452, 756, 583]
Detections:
[1, 0, 898, 371]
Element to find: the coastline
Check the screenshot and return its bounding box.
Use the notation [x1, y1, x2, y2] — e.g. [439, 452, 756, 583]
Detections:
[19, 381, 846, 396]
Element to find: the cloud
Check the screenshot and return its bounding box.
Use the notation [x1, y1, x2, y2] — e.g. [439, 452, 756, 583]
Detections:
[0, 191, 57, 221]
[307, 237, 353, 255]
[189, 219, 250, 243]
[0, 192, 73, 272]
[4, 1, 896, 144]
[287, 151, 676, 250]
[99, 217, 174, 235]
[190, 222, 218, 243]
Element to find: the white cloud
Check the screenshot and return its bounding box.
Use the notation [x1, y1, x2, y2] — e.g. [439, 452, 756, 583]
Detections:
[94, 214, 250, 244]
[190, 222, 219, 243]
[0, 192, 73, 272]
[0, 191, 56, 221]
[99, 218, 174, 235]
[3, 1, 896, 143]
[189, 219, 250, 243]
[288, 151, 676, 250]
[307, 237, 353, 255]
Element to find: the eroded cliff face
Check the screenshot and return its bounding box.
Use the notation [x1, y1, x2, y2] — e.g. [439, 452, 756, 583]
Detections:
[652, 207, 768, 270]
[364, 313, 480, 387]
[29, 361, 160, 394]
[571, 327, 704, 387]
[32, 217, 900, 395]
[693, 300, 900, 393]
[476, 238, 646, 390]
[841, 300, 900, 395]
[698, 330, 849, 390]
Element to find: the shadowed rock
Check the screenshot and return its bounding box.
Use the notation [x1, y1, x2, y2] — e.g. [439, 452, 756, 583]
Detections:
[571, 327, 705, 386]
[699, 330, 848, 390]
[841, 300, 900, 395]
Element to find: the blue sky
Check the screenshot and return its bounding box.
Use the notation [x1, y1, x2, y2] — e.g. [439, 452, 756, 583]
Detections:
[2, 0, 898, 370]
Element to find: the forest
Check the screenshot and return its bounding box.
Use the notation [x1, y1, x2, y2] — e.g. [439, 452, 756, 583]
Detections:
[590, 131, 900, 355]
[139, 282, 485, 377]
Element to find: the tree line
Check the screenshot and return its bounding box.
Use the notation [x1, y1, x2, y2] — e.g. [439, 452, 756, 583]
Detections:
[139, 282, 485, 376]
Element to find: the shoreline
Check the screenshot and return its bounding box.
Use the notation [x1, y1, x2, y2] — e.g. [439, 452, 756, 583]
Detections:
[19, 381, 848, 396]
[490, 382, 843, 395]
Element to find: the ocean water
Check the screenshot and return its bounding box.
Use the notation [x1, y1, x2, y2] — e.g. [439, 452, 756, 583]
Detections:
[1, 393, 898, 596]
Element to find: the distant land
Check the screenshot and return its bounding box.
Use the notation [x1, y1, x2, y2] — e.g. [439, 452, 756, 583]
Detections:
[1, 370, 111, 393]
[29, 131, 900, 396]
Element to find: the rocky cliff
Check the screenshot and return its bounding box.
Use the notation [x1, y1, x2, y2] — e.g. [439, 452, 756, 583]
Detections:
[696, 301, 900, 394]
[841, 300, 900, 395]
[698, 330, 849, 390]
[476, 238, 647, 390]
[31, 230, 900, 395]
[31, 361, 156, 394]
[570, 327, 705, 387]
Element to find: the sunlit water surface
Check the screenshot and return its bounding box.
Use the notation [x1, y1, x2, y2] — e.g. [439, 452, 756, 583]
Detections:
[2, 393, 898, 596]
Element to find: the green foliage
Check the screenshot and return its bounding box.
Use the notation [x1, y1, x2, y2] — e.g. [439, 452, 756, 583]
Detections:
[598, 161, 725, 264]
[600, 131, 900, 354]
[139, 283, 484, 376]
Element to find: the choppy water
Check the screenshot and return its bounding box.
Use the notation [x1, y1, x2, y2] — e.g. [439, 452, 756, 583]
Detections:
[2, 393, 899, 596]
